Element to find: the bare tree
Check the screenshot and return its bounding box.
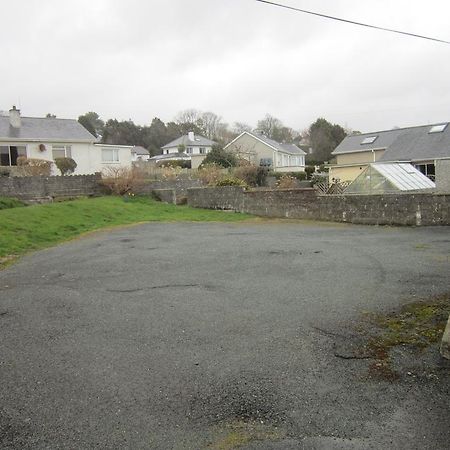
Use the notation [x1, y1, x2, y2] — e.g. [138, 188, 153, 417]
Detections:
[232, 122, 252, 135]
[175, 108, 202, 125]
[201, 111, 223, 140]
[256, 114, 284, 139]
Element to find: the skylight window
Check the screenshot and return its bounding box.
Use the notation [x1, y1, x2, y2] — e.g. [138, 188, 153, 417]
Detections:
[429, 123, 447, 133]
[361, 136, 378, 145]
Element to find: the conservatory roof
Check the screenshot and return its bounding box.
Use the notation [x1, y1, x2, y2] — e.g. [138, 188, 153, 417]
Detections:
[345, 162, 435, 194]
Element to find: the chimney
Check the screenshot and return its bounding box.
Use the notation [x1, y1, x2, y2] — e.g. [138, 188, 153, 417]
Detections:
[9, 105, 21, 128]
[188, 131, 195, 141]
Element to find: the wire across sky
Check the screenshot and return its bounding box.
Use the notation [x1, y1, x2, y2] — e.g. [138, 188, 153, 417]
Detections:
[255, 0, 450, 45]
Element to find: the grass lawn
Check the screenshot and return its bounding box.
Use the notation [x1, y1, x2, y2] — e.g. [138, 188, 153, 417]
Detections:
[0, 196, 253, 268]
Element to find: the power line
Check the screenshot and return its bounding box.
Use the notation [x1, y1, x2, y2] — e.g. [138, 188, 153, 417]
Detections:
[255, 0, 450, 45]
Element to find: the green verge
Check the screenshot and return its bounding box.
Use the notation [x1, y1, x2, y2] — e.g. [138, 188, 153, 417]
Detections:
[0, 196, 253, 268]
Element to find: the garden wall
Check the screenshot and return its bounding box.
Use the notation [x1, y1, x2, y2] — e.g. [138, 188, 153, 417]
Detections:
[0, 173, 102, 202]
[187, 187, 450, 226]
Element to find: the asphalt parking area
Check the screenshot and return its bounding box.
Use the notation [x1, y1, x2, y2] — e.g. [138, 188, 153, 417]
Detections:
[1, 222, 449, 449]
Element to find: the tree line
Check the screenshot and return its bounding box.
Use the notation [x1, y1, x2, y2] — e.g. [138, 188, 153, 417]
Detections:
[77, 109, 351, 163]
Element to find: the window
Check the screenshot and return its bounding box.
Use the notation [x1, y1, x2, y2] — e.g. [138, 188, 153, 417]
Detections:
[186, 147, 193, 154]
[260, 158, 272, 167]
[0, 145, 26, 166]
[52, 145, 72, 159]
[414, 163, 435, 180]
[361, 136, 378, 145]
[429, 123, 447, 133]
[102, 148, 119, 163]
[199, 147, 207, 154]
[282, 154, 288, 166]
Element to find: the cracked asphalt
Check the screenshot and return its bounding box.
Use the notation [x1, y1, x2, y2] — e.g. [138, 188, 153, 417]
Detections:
[0, 221, 449, 449]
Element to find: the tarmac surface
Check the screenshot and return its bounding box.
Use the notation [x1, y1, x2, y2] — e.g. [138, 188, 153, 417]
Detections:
[0, 221, 449, 449]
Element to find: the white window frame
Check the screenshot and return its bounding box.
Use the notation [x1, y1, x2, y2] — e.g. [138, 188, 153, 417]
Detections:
[102, 148, 120, 163]
[52, 144, 72, 159]
[199, 147, 207, 154]
[186, 147, 193, 154]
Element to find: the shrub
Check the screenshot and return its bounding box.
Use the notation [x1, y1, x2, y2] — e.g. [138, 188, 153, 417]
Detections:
[16, 157, 52, 176]
[197, 163, 226, 185]
[276, 175, 299, 189]
[215, 177, 247, 187]
[305, 165, 315, 180]
[160, 166, 183, 181]
[157, 159, 191, 169]
[269, 171, 307, 181]
[233, 165, 268, 187]
[199, 145, 237, 168]
[100, 166, 145, 195]
[0, 196, 26, 210]
[54, 157, 77, 175]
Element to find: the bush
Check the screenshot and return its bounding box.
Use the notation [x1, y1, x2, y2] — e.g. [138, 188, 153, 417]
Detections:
[197, 163, 226, 185]
[199, 145, 237, 168]
[233, 165, 268, 187]
[54, 157, 77, 175]
[0, 196, 26, 210]
[305, 165, 316, 180]
[276, 175, 299, 189]
[215, 177, 247, 187]
[160, 166, 183, 181]
[16, 157, 52, 177]
[157, 159, 191, 169]
[100, 166, 145, 195]
[269, 171, 307, 181]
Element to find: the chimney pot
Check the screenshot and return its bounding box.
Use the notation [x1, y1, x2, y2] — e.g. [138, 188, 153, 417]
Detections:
[9, 105, 21, 128]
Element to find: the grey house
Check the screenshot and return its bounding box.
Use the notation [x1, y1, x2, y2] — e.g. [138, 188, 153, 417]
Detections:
[224, 131, 306, 172]
[329, 122, 450, 182]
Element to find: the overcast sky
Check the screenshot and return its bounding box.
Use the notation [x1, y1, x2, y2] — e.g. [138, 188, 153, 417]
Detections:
[2, 0, 450, 133]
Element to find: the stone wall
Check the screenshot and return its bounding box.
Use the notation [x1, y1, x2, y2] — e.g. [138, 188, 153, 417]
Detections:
[187, 187, 450, 226]
[0, 173, 102, 201]
[138, 179, 202, 204]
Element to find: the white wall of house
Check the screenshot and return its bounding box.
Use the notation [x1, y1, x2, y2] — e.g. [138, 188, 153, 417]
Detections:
[163, 145, 212, 155]
[0, 140, 133, 175]
[225, 133, 305, 172]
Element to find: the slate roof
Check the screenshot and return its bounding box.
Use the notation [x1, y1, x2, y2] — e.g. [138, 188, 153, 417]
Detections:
[380, 124, 450, 161]
[332, 122, 450, 161]
[227, 131, 306, 155]
[0, 116, 96, 142]
[332, 128, 405, 155]
[149, 153, 190, 161]
[131, 145, 149, 155]
[162, 133, 216, 149]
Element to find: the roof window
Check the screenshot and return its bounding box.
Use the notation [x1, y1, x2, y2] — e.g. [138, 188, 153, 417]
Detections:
[429, 123, 447, 133]
[360, 136, 378, 145]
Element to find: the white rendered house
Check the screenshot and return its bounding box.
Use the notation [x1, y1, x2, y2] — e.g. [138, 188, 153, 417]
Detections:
[161, 131, 216, 156]
[224, 131, 306, 172]
[0, 107, 133, 175]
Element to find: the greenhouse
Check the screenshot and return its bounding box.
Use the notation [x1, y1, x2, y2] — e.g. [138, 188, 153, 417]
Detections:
[345, 163, 436, 194]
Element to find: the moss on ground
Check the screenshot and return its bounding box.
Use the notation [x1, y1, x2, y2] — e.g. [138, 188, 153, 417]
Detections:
[208, 419, 284, 450]
[364, 292, 450, 381]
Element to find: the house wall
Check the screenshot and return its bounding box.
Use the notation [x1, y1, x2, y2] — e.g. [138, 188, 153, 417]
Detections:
[328, 165, 367, 182]
[1, 141, 132, 175]
[336, 150, 385, 165]
[225, 133, 305, 171]
[164, 145, 212, 155]
[187, 186, 450, 226]
[329, 150, 385, 182]
[436, 159, 450, 192]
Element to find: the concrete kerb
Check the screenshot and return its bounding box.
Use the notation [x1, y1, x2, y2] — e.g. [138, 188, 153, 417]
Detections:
[440, 314, 450, 359]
